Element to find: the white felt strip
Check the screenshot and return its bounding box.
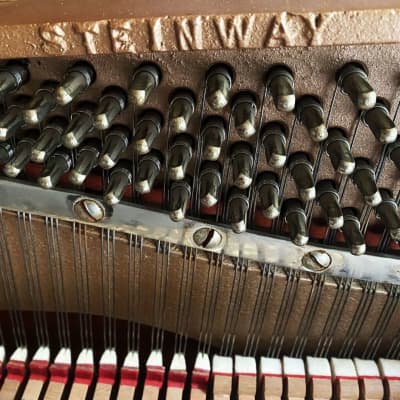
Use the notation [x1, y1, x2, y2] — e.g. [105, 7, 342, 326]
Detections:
[99, 348, 117, 366]
[123, 351, 139, 368]
[354, 358, 380, 377]
[235, 355, 257, 375]
[330, 358, 357, 378]
[54, 348, 71, 365]
[306, 357, 331, 377]
[146, 350, 163, 368]
[194, 352, 211, 372]
[283, 356, 305, 376]
[378, 359, 400, 378]
[260, 357, 282, 375]
[170, 353, 186, 371]
[213, 355, 233, 375]
[76, 348, 93, 365]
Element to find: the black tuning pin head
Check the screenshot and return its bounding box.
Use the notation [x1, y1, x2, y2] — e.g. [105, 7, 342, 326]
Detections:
[205, 64, 232, 110]
[316, 180, 343, 229]
[201, 116, 226, 161]
[62, 101, 96, 149]
[337, 62, 376, 110]
[256, 172, 280, 219]
[0, 141, 14, 164]
[103, 160, 132, 206]
[56, 61, 96, 106]
[296, 96, 328, 142]
[0, 60, 29, 98]
[352, 157, 382, 206]
[375, 189, 400, 242]
[199, 161, 222, 208]
[262, 121, 287, 169]
[363, 100, 397, 144]
[169, 90, 195, 133]
[0, 95, 30, 141]
[266, 65, 295, 112]
[288, 152, 315, 202]
[227, 187, 249, 234]
[23, 81, 58, 125]
[31, 116, 67, 163]
[168, 133, 194, 181]
[135, 149, 163, 194]
[282, 198, 309, 246]
[230, 141, 254, 190]
[94, 86, 127, 130]
[98, 125, 131, 170]
[128, 63, 160, 106]
[38, 148, 72, 189]
[69, 138, 101, 186]
[388, 137, 400, 172]
[325, 128, 355, 175]
[169, 177, 192, 222]
[232, 92, 257, 139]
[133, 109, 163, 155]
[342, 207, 366, 256]
[3, 129, 39, 177]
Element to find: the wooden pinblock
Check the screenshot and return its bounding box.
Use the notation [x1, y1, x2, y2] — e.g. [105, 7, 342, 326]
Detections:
[259, 357, 283, 400]
[166, 353, 187, 400]
[283, 356, 306, 400]
[330, 358, 359, 400]
[306, 356, 332, 400]
[378, 359, 400, 400]
[234, 355, 257, 400]
[190, 352, 210, 400]
[212, 354, 233, 400]
[354, 358, 383, 400]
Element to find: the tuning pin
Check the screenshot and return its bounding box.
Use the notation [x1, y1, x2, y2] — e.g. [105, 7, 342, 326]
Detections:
[23, 81, 58, 125]
[230, 142, 254, 190]
[38, 148, 71, 189]
[352, 158, 382, 206]
[342, 208, 366, 255]
[62, 101, 96, 149]
[388, 137, 400, 172]
[262, 122, 287, 169]
[266, 65, 295, 112]
[375, 189, 400, 241]
[168, 134, 194, 181]
[296, 96, 328, 142]
[169, 90, 195, 133]
[128, 63, 160, 106]
[337, 63, 376, 110]
[31, 116, 67, 163]
[325, 128, 355, 175]
[94, 86, 127, 130]
[363, 100, 397, 144]
[135, 149, 163, 194]
[199, 161, 222, 208]
[0, 60, 29, 98]
[232, 93, 257, 139]
[104, 160, 132, 205]
[256, 172, 280, 219]
[288, 152, 315, 202]
[98, 125, 131, 170]
[0, 95, 30, 141]
[205, 64, 232, 110]
[3, 130, 39, 177]
[316, 180, 343, 229]
[282, 198, 309, 246]
[69, 138, 101, 185]
[169, 177, 192, 222]
[227, 187, 249, 233]
[201, 116, 226, 161]
[133, 110, 163, 155]
[56, 61, 96, 106]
